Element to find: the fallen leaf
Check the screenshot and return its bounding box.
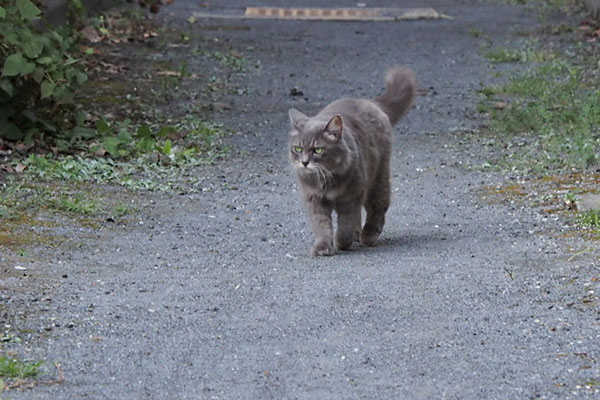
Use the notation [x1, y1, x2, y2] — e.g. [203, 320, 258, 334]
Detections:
[14, 143, 33, 154]
[156, 70, 180, 77]
[210, 101, 232, 112]
[493, 101, 508, 110]
[98, 61, 125, 74]
[14, 163, 26, 173]
[81, 25, 102, 43]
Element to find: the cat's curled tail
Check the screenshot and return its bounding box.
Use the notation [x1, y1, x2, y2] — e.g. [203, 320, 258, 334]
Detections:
[373, 66, 416, 126]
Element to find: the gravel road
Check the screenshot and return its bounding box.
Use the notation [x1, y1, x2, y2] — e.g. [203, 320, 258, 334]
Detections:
[3, 1, 599, 399]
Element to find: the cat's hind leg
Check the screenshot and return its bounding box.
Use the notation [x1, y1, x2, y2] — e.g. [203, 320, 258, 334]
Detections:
[361, 169, 391, 246]
[335, 200, 362, 251]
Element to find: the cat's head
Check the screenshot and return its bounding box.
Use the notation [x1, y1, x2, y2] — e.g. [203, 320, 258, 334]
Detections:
[288, 108, 351, 183]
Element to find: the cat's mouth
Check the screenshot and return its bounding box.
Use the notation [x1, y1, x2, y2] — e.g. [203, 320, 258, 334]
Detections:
[296, 163, 334, 186]
[296, 162, 316, 173]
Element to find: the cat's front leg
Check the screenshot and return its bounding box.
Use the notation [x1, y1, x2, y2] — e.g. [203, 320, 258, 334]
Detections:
[306, 196, 334, 256]
[335, 200, 361, 251]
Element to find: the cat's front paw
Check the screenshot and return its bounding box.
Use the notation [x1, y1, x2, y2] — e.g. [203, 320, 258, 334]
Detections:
[335, 232, 354, 251]
[312, 240, 335, 257]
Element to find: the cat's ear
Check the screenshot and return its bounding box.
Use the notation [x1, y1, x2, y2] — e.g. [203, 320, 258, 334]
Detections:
[289, 108, 308, 130]
[324, 115, 343, 141]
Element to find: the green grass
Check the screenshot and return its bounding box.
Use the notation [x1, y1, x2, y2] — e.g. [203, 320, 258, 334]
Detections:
[468, 27, 483, 38]
[0, 181, 101, 219]
[0, 355, 41, 379]
[503, 0, 570, 7]
[484, 47, 524, 63]
[194, 49, 248, 71]
[479, 60, 600, 173]
[578, 210, 600, 230]
[483, 42, 554, 65]
[52, 194, 99, 215]
[585, 378, 600, 387]
[110, 204, 136, 217]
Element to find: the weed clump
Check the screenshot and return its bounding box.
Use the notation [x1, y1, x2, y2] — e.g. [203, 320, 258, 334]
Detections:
[480, 60, 600, 172]
[0, 355, 41, 379]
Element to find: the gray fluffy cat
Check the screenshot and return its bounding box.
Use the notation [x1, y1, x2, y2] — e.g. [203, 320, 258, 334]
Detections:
[288, 66, 415, 256]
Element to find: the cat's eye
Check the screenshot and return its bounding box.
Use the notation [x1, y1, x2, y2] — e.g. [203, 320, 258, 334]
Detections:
[313, 147, 324, 154]
[293, 146, 302, 153]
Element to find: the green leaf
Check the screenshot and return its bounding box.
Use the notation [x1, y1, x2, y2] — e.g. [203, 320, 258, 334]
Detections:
[16, 0, 41, 21]
[136, 124, 151, 138]
[157, 126, 174, 138]
[23, 41, 44, 59]
[3, 53, 36, 77]
[0, 6, 6, 19]
[136, 136, 155, 153]
[4, 33, 19, 46]
[51, 70, 64, 82]
[40, 80, 56, 99]
[96, 119, 110, 135]
[36, 57, 53, 65]
[162, 139, 172, 155]
[74, 110, 86, 126]
[0, 80, 14, 97]
[21, 110, 37, 122]
[0, 119, 23, 140]
[75, 71, 87, 85]
[32, 66, 45, 83]
[52, 86, 67, 103]
[117, 128, 132, 143]
[64, 56, 78, 66]
[21, 61, 35, 76]
[2, 53, 26, 77]
[71, 126, 94, 140]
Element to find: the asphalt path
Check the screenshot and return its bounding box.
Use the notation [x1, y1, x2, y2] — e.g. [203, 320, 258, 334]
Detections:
[6, 1, 600, 398]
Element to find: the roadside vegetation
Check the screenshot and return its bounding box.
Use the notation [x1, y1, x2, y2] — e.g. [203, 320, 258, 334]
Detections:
[475, 2, 600, 241]
[478, 59, 599, 172]
[1, 1, 251, 388]
[1, 0, 246, 269]
[0, 0, 245, 223]
[1, 0, 236, 265]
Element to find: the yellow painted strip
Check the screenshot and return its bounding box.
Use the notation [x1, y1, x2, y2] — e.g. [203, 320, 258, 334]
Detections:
[191, 7, 452, 21]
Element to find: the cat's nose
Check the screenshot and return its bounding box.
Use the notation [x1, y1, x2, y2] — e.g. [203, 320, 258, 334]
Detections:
[302, 161, 309, 167]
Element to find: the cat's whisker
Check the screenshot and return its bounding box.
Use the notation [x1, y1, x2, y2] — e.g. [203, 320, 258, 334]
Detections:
[316, 167, 325, 188]
[314, 166, 335, 189]
[324, 168, 335, 187]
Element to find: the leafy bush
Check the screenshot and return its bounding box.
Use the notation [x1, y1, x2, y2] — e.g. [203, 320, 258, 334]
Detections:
[0, 0, 90, 145]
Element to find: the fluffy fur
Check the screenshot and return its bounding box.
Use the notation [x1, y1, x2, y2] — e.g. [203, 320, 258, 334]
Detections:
[288, 66, 415, 256]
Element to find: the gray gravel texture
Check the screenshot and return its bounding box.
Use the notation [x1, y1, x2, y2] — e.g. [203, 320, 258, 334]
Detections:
[2, 1, 600, 399]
